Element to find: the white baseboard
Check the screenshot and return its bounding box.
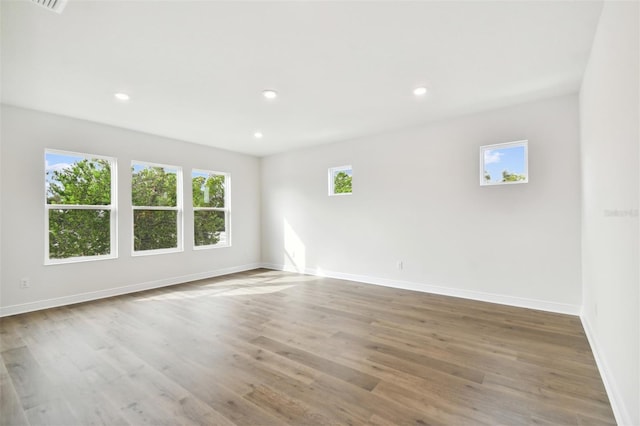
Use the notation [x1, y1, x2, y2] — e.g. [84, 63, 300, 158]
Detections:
[580, 315, 633, 426]
[2, 263, 579, 317]
[4, 262, 625, 421]
[264, 264, 639, 422]
[261, 263, 581, 315]
[0, 263, 261, 317]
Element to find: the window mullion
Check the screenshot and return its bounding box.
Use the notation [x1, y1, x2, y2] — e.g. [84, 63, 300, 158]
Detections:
[193, 207, 226, 212]
[132, 206, 179, 211]
[47, 204, 112, 210]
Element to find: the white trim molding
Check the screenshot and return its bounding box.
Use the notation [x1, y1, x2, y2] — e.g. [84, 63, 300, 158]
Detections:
[261, 263, 581, 316]
[580, 315, 633, 426]
[0, 263, 261, 317]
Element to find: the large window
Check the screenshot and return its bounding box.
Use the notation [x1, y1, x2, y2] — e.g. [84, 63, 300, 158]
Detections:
[45, 150, 117, 264]
[132, 162, 183, 254]
[192, 170, 230, 248]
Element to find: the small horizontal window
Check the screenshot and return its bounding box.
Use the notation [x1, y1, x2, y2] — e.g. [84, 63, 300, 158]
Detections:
[480, 140, 528, 186]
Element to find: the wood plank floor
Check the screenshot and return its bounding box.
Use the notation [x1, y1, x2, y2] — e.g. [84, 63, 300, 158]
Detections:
[1, 269, 615, 425]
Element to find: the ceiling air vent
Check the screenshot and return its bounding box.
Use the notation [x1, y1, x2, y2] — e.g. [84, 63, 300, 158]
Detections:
[31, 0, 68, 14]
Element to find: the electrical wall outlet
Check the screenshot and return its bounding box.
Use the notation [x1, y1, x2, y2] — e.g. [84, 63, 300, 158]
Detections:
[397, 261, 403, 270]
[20, 278, 30, 288]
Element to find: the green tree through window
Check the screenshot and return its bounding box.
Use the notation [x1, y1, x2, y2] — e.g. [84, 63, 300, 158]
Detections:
[193, 171, 229, 247]
[480, 141, 528, 185]
[329, 166, 353, 195]
[45, 151, 115, 261]
[501, 170, 526, 182]
[334, 171, 352, 194]
[132, 163, 181, 252]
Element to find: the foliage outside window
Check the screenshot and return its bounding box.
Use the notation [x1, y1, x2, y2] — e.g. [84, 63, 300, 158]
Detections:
[480, 140, 528, 186]
[192, 170, 230, 248]
[45, 150, 117, 264]
[329, 165, 353, 196]
[132, 162, 183, 254]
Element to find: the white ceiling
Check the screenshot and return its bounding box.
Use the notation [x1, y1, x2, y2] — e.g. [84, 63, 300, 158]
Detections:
[1, 0, 603, 157]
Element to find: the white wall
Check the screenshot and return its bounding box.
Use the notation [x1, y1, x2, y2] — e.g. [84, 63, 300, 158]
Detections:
[261, 94, 582, 314]
[579, 1, 639, 425]
[0, 105, 261, 315]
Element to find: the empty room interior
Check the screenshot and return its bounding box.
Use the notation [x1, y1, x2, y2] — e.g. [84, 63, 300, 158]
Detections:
[1, 0, 638, 425]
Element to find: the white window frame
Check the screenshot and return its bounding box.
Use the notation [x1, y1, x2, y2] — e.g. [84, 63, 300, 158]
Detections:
[192, 169, 231, 250]
[131, 160, 183, 256]
[480, 140, 529, 186]
[328, 165, 353, 196]
[44, 149, 118, 265]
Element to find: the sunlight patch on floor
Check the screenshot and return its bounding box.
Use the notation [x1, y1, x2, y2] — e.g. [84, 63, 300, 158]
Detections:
[135, 284, 297, 302]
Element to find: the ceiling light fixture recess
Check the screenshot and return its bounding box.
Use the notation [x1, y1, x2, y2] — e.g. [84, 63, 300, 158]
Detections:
[114, 92, 130, 101]
[262, 89, 278, 99]
[254, 132, 263, 139]
[413, 87, 428, 96]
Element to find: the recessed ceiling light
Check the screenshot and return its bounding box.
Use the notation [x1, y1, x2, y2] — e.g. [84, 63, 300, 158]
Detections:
[254, 132, 263, 139]
[413, 87, 428, 96]
[262, 89, 278, 100]
[114, 92, 130, 101]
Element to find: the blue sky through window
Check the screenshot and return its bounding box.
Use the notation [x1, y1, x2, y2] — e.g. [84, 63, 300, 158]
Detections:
[46, 152, 81, 175]
[483, 145, 526, 183]
[45, 152, 84, 195]
[192, 170, 208, 179]
[46, 151, 113, 200]
[332, 167, 352, 180]
[132, 163, 178, 174]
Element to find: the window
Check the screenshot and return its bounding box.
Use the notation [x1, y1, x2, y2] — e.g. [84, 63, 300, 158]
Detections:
[192, 170, 230, 248]
[45, 150, 117, 264]
[480, 140, 528, 186]
[131, 161, 183, 254]
[328, 165, 353, 196]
